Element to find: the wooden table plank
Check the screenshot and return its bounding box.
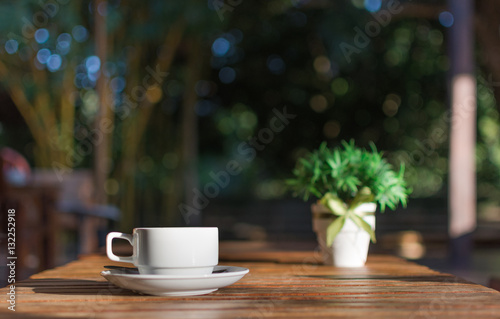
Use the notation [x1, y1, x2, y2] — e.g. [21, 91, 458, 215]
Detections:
[1, 248, 500, 318]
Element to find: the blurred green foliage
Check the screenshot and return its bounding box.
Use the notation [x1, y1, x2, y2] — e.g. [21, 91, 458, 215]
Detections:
[0, 0, 499, 226]
[207, 1, 452, 199]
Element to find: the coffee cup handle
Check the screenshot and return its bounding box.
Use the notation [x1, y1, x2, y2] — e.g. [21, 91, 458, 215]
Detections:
[106, 232, 134, 263]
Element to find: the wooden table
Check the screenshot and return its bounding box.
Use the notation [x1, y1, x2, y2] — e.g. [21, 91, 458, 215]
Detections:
[1, 243, 500, 318]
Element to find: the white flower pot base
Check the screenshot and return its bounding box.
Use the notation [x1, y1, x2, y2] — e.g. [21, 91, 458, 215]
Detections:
[312, 203, 376, 267]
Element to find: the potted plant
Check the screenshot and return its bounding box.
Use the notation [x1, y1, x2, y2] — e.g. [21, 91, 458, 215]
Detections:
[287, 140, 410, 267]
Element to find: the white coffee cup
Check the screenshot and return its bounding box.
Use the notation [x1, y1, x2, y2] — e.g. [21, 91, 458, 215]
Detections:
[106, 227, 218, 276]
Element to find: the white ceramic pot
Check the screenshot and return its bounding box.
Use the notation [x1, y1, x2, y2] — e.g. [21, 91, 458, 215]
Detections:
[311, 202, 376, 267]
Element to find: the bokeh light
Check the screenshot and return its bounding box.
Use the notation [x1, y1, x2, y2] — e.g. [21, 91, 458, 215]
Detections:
[331, 78, 349, 96]
[56, 33, 72, 55]
[382, 93, 401, 117]
[82, 90, 98, 117]
[195, 100, 216, 116]
[74, 73, 85, 88]
[72, 25, 89, 42]
[97, 1, 108, 16]
[237, 108, 257, 129]
[364, 0, 381, 12]
[212, 37, 231, 57]
[255, 180, 286, 200]
[110, 77, 126, 92]
[217, 117, 235, 135]
[85, 56, 101, 73]
[146, 85, 163, 103]
[385, 49, 402, 66]
[34, 28, 49, 44]
[87, 71, 99, 82]
[36, 48, 51, 64]
[323, 121, 341, 138]
[438, 11, 454, 28]
[104, 179, 119, 195]
[350, 0, 364, 9]
[313, 56, 331, 74]
[428, 30, 443, 46]
[4, 39, 18, 54]
[219, 67, 236, 84]
[47, 54, 62, 72]
[309, 95, 328, 113]
[267, 55, 285, 75]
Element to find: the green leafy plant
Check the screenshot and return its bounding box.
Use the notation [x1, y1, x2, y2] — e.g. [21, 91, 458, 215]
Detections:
[287, 140, 410, 245]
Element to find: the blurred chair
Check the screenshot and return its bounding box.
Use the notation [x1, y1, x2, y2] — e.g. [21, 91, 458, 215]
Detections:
[0, 155, 121, 283]
[0, 153, 59, 280]
[30, 169, 120, 255]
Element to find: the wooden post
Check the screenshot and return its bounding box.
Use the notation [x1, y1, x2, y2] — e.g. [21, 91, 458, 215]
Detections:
[93, 0, 110, 206]
[85, 0, 110, 254]
[448, 0, 476, 266]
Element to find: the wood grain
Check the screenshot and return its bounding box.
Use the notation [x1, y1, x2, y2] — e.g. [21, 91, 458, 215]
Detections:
[1, 244, 499, 318]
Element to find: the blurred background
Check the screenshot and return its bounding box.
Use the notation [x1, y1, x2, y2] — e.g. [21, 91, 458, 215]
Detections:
[0, 0, 499, 288]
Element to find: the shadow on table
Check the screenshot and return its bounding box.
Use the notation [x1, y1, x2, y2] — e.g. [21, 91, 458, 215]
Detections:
[299, 274, 474, 285]
[0, 312, 63, 319]
[16, 278, 136, 296]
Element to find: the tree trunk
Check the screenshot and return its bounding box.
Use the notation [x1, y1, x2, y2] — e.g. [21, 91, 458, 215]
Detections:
[93, 0, 112, 207]
[476, 0, 500, 105]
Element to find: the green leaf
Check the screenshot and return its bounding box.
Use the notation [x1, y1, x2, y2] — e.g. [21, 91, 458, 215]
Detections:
[299, 158, 312, 169]
[308, 187, 322, 199]
[350, 186, 375, 209]
[326, 215, 346, 246]
[344, 176, 360, 193]
[350, 213, 376, 243]
[320, 193, 347, 216]
[319, 141, 328, 152]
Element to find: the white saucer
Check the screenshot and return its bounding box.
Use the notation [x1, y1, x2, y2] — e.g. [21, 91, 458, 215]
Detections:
[101, 265, 249, 296]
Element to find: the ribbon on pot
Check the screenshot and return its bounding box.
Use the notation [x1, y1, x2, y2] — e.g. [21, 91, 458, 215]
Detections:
[319, 187, 376, 246]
